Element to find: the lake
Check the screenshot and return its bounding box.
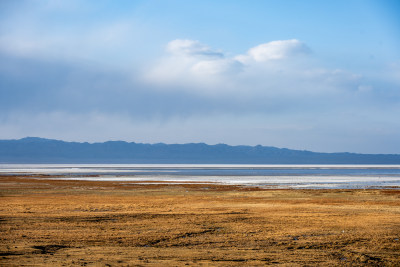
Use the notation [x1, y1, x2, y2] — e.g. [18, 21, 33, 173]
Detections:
[1, 164, 400, 189]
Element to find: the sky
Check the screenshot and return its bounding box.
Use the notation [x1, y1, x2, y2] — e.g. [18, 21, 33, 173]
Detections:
[0, 0, 399, 153]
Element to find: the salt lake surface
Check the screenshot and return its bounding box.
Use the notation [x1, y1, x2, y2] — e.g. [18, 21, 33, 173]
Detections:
[1, 164, 400, 189]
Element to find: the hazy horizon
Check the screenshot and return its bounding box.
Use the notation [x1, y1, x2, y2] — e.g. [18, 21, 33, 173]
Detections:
[4, 136, 400, 157]
[1, 1, 399, 154]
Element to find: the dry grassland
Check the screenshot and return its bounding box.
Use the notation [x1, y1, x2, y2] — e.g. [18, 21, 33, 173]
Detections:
[1, 175, 400, 266]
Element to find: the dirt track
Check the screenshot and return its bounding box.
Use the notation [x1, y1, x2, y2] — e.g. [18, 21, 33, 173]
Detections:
[1, 175, 400, 266]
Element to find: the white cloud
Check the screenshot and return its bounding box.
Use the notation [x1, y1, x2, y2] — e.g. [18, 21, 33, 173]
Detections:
[144, 39, 244, 90]
[237, 39, 311, 63]
[145, 38, 366, 98]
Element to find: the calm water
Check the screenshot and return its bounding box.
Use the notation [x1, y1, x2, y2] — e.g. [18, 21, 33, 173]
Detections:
[1, 164, 400, 189]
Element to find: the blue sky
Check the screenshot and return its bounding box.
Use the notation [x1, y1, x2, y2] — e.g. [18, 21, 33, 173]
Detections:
[0, 0, 399, 153]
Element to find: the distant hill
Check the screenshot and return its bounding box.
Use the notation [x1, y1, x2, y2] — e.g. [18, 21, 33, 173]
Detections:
[0, 137, 399, 164]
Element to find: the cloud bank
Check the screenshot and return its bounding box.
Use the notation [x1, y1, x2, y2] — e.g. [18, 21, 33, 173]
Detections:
[144, 38, 380, 107]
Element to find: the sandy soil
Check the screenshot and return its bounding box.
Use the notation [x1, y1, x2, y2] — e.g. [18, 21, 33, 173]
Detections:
[1, 175, 400, 266]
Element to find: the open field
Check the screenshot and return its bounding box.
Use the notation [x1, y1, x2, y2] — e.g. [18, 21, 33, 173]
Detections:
[1, 175, 400, 266]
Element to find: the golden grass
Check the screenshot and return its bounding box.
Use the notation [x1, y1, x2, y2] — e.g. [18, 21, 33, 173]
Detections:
[1, 175, 400, 266]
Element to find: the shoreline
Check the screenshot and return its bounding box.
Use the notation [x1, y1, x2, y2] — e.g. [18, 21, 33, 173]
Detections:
[2, 173, 400, 190]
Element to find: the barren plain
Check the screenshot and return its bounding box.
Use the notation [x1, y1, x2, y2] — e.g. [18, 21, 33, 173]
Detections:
[1, 175, 400, 266]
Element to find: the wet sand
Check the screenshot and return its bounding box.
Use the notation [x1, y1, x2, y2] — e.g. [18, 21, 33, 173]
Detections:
[1, 175, 400, 266]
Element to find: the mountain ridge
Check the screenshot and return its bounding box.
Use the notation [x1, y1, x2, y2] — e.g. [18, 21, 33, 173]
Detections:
[0, 137, 399, 164]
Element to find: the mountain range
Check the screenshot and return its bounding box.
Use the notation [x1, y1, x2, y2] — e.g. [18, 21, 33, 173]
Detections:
[0, 137, 399, 164]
